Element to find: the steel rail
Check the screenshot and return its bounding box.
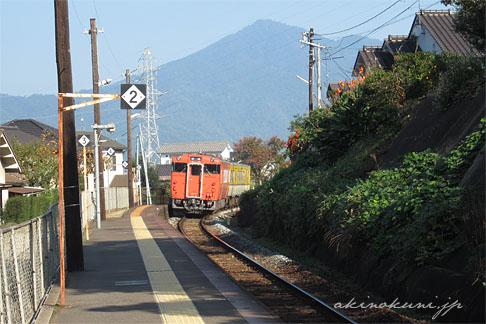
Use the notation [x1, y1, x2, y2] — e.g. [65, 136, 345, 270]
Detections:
[180, 215, 357, 324]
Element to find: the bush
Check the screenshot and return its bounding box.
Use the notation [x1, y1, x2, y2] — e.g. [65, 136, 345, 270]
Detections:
[287, 69, 403, 163]
[2, 190, 58, 224]
[320, 119, 485, 265]
[393, 52, 438, 99]
[321, 151, 463, 265]
[434, 54, 485, 110]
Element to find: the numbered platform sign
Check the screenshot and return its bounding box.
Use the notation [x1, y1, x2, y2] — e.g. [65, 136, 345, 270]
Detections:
[121, 84, 147, 109]
[78, 134, 90, 147]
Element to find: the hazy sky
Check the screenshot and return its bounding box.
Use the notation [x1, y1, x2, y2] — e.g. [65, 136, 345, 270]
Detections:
[0, 0, 449, 96]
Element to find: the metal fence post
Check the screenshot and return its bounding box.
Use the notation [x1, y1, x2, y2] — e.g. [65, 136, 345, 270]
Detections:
[11, 228, 26, 324]
[0, 232, 6, 324]
[30, 220, 37, 312]
[37, 218, 45, 302]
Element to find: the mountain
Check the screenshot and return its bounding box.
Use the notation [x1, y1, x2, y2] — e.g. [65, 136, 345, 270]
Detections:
[0, 20, 381, 146]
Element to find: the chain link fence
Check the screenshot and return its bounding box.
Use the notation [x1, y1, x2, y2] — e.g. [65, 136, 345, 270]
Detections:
[0, 203, 59, 324]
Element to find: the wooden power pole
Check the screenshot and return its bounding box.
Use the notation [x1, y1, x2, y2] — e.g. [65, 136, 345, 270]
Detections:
[54, 0, 84, 272]
[88, 18, 107, 221]
[308, 28, 314, 115]
[125, 69, 135, 208]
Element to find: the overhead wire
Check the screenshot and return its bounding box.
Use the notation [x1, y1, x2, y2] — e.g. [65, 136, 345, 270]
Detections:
[92, 0, 124, 73]
[316, 0, 403, 36]
[330, 0, 418, 57]
[70, 0, 85, 30]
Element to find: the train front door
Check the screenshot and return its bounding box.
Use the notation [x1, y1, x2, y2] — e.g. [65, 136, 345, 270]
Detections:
[187, 164, 202, 198]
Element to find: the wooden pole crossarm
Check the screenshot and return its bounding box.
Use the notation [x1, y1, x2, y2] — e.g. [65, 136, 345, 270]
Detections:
[58, 93, 120, 111]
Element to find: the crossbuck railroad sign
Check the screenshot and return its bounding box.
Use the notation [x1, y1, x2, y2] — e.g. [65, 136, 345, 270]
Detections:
[121, 84, 147, 109]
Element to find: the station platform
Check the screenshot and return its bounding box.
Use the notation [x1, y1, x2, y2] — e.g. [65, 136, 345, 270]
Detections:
[44, 206, 279, 324]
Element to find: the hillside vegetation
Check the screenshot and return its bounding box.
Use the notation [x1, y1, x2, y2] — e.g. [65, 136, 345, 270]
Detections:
[237, 51, 485, 321]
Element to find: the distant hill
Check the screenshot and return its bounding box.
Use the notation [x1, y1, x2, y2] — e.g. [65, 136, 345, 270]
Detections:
[0, 20, 381, 146]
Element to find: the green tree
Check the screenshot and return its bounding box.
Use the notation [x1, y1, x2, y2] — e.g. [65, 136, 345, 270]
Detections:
[441, 0, 485, 52]
[12, 136, 58, 190]
[233, 136, 286, 184]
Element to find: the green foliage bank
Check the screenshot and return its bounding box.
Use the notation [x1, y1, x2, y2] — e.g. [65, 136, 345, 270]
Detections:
[238, 52, 485, 275]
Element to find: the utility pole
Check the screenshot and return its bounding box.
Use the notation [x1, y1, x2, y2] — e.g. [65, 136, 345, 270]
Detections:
[125, 69, 135, 208]
[54, 0, 84, 279]
[87, 18, 107, 221]
[308, 28, 314, 115]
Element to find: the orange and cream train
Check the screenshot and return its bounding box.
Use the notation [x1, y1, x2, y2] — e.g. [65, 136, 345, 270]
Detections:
[170, 154, 251, 213]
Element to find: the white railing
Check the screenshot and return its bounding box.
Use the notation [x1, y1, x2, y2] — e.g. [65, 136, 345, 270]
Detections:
[80, 187, 130, 231]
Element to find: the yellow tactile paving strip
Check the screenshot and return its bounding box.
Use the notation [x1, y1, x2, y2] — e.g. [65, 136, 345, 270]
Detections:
[131, 213, 205, 324]
[130, 205, 150, 217]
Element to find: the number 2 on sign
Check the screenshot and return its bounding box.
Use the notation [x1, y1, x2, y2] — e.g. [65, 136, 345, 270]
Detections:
[130, 90, 138, 103]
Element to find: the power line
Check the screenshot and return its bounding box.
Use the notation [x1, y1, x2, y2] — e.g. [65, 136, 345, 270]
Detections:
[330, 0, 418, 57]
[70, 0, 85, 29]
[92, 0, 124, 72]
[316, 0, 403, 36]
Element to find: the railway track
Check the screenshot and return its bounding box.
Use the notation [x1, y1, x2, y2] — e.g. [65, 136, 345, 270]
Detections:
[178, 215, 357, 324]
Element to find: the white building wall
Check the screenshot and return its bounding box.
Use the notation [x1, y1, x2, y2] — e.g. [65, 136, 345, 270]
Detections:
[160, 154, 171, 165]
[411, 24, 442, 54]
[0, 158, 7, 209]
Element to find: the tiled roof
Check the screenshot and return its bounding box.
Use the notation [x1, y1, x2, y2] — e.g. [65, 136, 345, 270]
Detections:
[2, 119, 57, 139]
[352, 46, 394, 76]
[9, 187, 44, 195]
[0, 126, 41, 145]
[410, 10, 480, 56]
[76, 130, 126, 151]
[157, 142, 232, 155]
[382, 35, 416, 54]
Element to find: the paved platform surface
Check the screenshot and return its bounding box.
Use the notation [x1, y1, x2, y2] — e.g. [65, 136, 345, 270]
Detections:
[44, 206, 279, 324]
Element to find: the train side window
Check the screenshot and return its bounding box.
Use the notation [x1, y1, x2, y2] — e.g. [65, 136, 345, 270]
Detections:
[237, 170, 246, 183]
[172, 162, 187, 173]
[204, 164, 220, 174]
[191, 165, 201, 175]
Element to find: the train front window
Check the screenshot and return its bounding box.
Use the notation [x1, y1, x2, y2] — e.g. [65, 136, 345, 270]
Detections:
[172, 162, 187, 172]
[204, 164, 220, 174]
[191, 165, 201, 175]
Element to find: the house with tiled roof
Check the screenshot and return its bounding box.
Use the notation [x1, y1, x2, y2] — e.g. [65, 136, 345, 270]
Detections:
[351, 35, 417, 77]
[156, 141, 233, 165]
[0, 125, 41, 145]
[2, 119, 57, 141]
[348, 9, 480, 84]
[409, 10, 480, 57]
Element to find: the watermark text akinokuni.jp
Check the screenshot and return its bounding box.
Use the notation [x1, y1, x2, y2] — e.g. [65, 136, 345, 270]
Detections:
[334, 297, 463, 320]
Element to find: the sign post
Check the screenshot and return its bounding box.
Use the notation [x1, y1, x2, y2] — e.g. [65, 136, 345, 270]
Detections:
[78, 134, 90, 240]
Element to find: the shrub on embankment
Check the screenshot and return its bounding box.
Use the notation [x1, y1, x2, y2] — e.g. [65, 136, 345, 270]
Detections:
[240, 119, 484, 264]
[237, 52, 485, 321]
[1, 190, 58, 224]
